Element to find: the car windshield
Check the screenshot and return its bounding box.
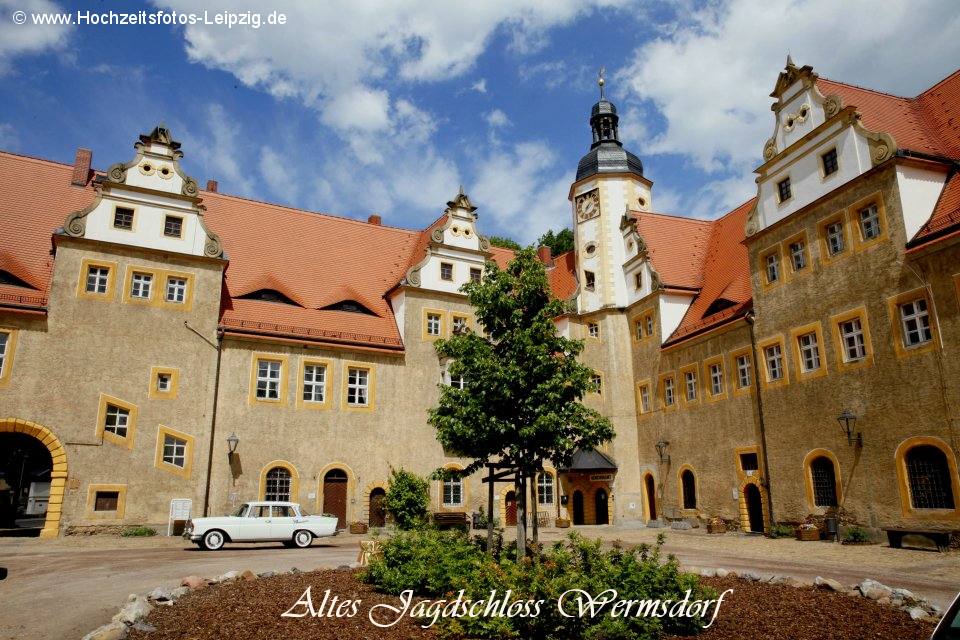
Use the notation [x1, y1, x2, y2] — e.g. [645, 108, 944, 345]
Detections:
[232, 504, 248, 517]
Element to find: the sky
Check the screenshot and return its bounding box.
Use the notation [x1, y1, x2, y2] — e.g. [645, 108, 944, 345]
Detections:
[0, 0, 957, 244]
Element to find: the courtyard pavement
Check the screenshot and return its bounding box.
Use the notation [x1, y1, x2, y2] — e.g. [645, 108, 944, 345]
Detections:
[0, 525, 957, 639]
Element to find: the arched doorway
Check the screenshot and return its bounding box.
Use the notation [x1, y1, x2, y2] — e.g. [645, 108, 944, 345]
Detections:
[504, 491, 517, 526]
[572, 490, 584, 525]
[323, 469, 348, 529]
[644, 474, 657, 521]
[594, 488, 609, 525]
[744, 483, 764, 533]
[368, 488, 386, 527]
[0, 419, 67, 539]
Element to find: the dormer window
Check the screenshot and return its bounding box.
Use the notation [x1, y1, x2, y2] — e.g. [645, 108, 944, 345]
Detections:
[440, 262, 453, 281]
[776, 177, 792, 203]
[239, 289, 299, 305]
[584, 271, 596, 291]
[821, 148, 838, 177]
[113, 207, 134, 230]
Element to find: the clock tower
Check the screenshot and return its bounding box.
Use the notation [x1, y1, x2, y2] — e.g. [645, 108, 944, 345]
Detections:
[570, 72, 652, 314]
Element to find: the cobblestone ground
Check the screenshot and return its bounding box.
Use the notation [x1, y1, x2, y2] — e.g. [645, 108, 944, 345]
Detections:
[0, 525, 957, 639]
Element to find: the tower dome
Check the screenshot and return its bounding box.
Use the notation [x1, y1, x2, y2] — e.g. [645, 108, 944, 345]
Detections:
[576, 80, 644, 182]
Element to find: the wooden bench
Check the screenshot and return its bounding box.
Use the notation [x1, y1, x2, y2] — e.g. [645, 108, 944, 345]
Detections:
[884, 527, 953, 552]
[433, 511, 469, 531]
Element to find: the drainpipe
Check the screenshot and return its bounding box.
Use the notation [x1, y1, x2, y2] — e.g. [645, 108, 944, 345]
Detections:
[199, 327, 224, 517]
[745, 311, 775, 525]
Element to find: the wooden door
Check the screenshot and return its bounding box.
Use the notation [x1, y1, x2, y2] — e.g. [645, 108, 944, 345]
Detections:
[594, 488, 609, 525]
[323, 469, 348, 529]
[504, 491, 517, 526]
[369, 488, 386, 527]
[572, 490, 584, 525]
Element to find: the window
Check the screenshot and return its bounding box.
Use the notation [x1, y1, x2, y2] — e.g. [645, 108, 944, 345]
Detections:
[740, 453, 759, 472]
[94, 491, 120, 512]
[826, 221, 845, 256]
[130, 272, 152, 299]
[449, 372, 466, 389]
[440, 262, 454, 281]
[302, 363, 326, 403]
[905, 445, 955, 510]
[469, 267, 482, 283]
[663, 377, 675, 406]
[684, 370, 697, 401]
[858, 204, 881, 240]
[86, 265, 110, 294]
[426, 313, 442, 337]
[638, 384, 651, 413]
[839, 318, 866, 362]
[537, 473, 554, 505]
[104, 404, 130, 438]
[256, 359, 282, 400]
[113, 207, 134, 230]
[797, 331, 821, 372]
[165, 276, 187, 303]
[736, 354, 752, 389]
[645, 315, 654, 336]
[634, 319, 644, 340]
[789, 240, 806, 271]
[347, 367, 370, 406]
[709, 363, 723, 396]
[681, 470, 697, 509]
[156, 372, 172, 393]
[163, 215, 183, 238]
[821, 148, 838, 176]
[442, 476, 463, 507]
[777, 177, 792, 202]
[264, 467, 292, 502]
[634, 272, 643, 290]
[588, 322, 600, 339]
[0, 332, 7, 377]
[765, 252, 780, 283]
[590, 374, 602, 395]
[452, 315, 468, 334]
[584, 271, 596, 291]
[899, 298, 932, 347]
[764, 344, 784, 381]
[810, 456, 838, 507]
[162, 433, 187, 468]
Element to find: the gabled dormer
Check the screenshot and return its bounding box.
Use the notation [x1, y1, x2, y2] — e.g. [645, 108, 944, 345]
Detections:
[746, 58, 897, 236]
[61, 125, 224, 259]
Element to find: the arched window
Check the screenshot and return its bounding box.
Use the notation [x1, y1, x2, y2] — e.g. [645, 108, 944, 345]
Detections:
[442, 475, 463, 507]
[265, 466, 292, 501]
[906, 445, 955, 510]
[537, 473, 554, 505]
[681, 469, 697, 509]
[810, 456, 838, 507]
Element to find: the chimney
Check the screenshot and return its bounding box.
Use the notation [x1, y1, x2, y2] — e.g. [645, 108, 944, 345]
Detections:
[537, 245, 553, 266]
[368, 214, 382, 225]
[206, 179, 218, 193]
[71, 148, 92, 187]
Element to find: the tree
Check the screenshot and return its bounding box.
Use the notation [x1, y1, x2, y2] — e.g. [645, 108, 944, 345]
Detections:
[428, 248, 613, 554]
[383, 467, 430, 530]
[487, 235, 521, 250]
[536, 228, 574, 255]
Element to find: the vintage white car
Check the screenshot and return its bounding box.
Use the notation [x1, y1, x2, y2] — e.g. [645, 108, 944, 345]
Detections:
[183, 501, 338, 550]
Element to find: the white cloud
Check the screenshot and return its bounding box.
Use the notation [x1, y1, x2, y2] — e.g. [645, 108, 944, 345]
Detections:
[485, 109, 511, 129]
[618, 0, 960, 215]
[470, 78, 487, 94]
[0, 122, 18, 150]
[186, 103, 256, 197]
[259, 146, 299, 203]
[472, 141, 573, 244]
[0, 0, 71, 74]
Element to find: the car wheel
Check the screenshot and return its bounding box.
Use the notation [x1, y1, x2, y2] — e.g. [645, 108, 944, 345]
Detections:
[201, 530, 226, 551]
[292, 530, 313, 548]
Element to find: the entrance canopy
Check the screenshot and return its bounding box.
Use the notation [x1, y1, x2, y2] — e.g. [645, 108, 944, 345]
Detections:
[559, 449, 618, 473]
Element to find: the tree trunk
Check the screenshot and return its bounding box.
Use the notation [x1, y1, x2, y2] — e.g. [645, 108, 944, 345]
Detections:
[515, 471, 526, 557]
[530, 469, 539, 545]
[486, 464, 494, 555]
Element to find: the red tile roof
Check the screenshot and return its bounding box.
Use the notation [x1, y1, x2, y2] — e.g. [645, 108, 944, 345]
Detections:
[633, 213, 713, 290]
[547, 250, 578, 301]
[909, 171, 960, 248]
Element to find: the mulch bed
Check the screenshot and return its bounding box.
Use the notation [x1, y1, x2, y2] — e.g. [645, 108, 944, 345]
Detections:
[128, 570, 936, 640]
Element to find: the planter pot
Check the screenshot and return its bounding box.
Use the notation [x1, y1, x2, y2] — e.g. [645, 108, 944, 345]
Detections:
[555, 518, 571, 528]
[707, 523, 727, 534]
[796, 527, 820, 541]
[349, 523, 369, 535]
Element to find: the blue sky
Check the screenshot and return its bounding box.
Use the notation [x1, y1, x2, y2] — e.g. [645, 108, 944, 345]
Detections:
[0, 0, 958, 243]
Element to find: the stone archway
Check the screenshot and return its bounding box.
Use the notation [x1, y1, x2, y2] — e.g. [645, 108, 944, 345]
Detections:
[0, 419, 67, 539]
[738, 477, 769, 533]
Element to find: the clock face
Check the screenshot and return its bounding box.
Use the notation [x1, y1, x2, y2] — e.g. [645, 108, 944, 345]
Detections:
[576, 189, 600, 223]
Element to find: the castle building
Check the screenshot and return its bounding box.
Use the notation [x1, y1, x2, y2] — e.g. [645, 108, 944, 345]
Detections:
[0, 59, 957, 539]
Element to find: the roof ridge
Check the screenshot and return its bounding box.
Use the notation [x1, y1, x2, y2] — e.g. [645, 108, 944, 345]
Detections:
[0, 149, 83, 171]
[916, 67, 960, 99]
[819, 76, 911, 101]
[631, 209, 716, 225]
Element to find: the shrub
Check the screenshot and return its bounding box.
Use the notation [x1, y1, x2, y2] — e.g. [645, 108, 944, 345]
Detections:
[121, 526, 156, 537]
[384, 467, 430, 530]
[843, 526, 871, 544]
[365, 530, 713, 640]
[768, 523, 795, 539]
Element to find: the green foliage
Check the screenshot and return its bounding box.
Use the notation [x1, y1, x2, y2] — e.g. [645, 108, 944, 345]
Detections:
[843, 526, 871, 544]
[384, 467, 430, 530]
[537, 228, 574, 255]
[428, 248, 614, 479]
[768, 523, 795, 539]
[488, 235, 522, 250]
[121, 526, 157, 537]
[365, 530, 713, 639]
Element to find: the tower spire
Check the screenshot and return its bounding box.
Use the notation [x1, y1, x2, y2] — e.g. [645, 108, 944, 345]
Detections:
[598, 66, 606, 100]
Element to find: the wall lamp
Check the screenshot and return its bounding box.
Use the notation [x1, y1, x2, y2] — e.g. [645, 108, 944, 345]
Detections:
[837, 410, 862, 447]
[655, 439, 670, 465]
[226, 433, 239, 454]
